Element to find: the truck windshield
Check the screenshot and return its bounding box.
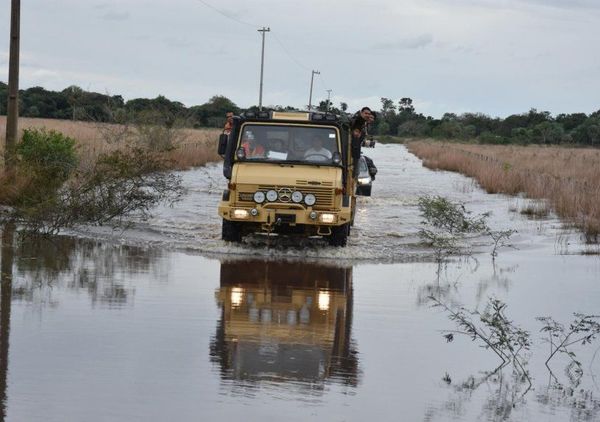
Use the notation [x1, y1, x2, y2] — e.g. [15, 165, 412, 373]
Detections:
[238, 124, 340, 165]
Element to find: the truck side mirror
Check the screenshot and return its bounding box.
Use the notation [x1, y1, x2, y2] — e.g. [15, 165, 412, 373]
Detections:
[218, 133, 228, 156]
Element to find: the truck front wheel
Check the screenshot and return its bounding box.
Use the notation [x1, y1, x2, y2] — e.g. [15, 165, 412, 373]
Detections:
[328, 223, 349, 247]
[222, 219, 242, 242]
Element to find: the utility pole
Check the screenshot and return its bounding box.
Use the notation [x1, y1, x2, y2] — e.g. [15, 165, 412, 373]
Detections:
[326, 89, 332, 112]
[308, 70, 320, 111]
[257, 27, 270, 111]
[4, 0, 21, 172]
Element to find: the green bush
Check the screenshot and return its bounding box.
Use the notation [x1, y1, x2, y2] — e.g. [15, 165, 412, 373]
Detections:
[17, 128, 78, 181]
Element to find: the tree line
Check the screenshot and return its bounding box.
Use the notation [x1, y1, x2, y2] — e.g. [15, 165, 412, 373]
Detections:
[367, 97, 600, 146]
[0, 82, 238, 128]
[2, 82, 599, 145]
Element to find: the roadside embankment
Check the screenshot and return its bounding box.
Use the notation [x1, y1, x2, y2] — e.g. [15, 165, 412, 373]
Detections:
[407, 140, 600, 242]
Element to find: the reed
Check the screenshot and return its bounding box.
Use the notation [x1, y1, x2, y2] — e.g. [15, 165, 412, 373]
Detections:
[408, 141, 600, 242]
[0, 116, 221, 171]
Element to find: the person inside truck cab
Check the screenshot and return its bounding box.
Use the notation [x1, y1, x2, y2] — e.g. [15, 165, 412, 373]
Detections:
[241, 132, 265, 158]
[304, 135, 332, 161]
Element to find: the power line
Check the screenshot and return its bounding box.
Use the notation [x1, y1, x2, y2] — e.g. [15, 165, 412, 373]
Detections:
[198, 0, 311, 73]
[271, 33, 309, 71]
[196, 0, 259, 28]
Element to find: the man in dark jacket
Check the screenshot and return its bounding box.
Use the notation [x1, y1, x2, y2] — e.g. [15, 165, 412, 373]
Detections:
[351, 107, 376, 138]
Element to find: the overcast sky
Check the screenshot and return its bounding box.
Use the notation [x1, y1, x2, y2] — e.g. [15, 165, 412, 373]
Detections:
[1, 0, 599, 117]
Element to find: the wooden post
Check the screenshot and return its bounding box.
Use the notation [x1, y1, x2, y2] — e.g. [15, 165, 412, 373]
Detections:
[5, 0, 21, 171]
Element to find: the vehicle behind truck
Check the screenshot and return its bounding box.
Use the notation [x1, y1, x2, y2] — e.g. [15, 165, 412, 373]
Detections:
[216, 111, 364, 247]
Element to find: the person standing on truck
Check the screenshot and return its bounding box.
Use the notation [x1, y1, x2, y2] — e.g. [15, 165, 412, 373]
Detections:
[223, 111, 234, 135]
[304, 135, 332, 161]
[351, 107, 375, 139]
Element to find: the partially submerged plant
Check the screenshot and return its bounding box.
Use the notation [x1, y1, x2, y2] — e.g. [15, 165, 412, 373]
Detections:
[487, 228, 517, 259]
[430, 296, 532, 392]
[418, 195, 518, 260]
[537, 314, 600, 385]
[418, 195, 488, 235]
[417, 195, 489, 261]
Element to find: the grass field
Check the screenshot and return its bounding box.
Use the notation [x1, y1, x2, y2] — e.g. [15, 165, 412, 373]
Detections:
[408, 141, 600, 242]
[0, 116, 222, 171]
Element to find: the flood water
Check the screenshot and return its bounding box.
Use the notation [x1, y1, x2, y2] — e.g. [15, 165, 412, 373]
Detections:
[1, 145, 599, 421]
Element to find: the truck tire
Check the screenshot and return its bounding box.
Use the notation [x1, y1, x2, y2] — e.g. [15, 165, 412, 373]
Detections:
[222, 219, 242, 242]
[328, 223, 349, 247]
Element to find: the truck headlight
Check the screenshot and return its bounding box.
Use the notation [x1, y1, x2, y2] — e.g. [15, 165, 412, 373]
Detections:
[319, 213, 335, 224]
[232, 209, 249, 219]
[292, 191, 303, 203]
[304, 194, 316, 206]
[253, 191, 266, 203]
[266, 190, 278, 202]
[358, 177, 371, 185]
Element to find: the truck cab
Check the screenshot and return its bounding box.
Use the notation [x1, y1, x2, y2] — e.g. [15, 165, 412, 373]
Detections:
[217, 111, 362, 246]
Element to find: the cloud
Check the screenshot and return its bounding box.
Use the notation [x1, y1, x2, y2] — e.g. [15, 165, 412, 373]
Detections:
[101, 11, 130, 21]
[371, 34, 433, 51]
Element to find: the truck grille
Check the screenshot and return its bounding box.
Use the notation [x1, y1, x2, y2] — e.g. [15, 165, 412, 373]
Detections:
[236, 185, 335, 209]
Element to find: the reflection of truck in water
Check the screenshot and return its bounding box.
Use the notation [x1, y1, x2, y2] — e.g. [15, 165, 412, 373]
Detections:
[210, 260, 359, 387]
[217, 111, 366, 246]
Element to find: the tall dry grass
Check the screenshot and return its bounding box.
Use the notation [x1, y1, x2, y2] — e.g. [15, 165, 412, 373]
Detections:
[408, 140, 600, 242]
[0, 116, 222, 172]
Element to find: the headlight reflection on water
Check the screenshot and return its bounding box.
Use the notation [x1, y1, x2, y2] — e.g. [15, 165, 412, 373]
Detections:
[318, 291, 330, 311]
[231, 287, 244, 308]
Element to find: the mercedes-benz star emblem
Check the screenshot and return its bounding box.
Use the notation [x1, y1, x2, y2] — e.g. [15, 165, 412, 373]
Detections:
[278, 188, 293, 202]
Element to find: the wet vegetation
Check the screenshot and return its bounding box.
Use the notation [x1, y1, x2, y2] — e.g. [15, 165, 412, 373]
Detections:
[417, 195, 516, 261]
[430, 294, 600, 419]
[410, 142, 600, 242]
[0, 126, 184, 234]
[418, 194, 600, 417]
[430, 296, 532, 390]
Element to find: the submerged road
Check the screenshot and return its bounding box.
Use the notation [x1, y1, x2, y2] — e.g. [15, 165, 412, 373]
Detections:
[69, 144, 580, 260]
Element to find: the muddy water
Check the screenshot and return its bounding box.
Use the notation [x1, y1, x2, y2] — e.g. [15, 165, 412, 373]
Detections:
[1, 145, 599, 421]
[67, 144, 588, 260]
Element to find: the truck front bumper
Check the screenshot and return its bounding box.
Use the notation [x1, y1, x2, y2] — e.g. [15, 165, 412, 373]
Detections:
[218, 202, 352, 228]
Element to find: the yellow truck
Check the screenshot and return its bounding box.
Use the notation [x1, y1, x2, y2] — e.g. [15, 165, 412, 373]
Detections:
[217, 111, 364, 246]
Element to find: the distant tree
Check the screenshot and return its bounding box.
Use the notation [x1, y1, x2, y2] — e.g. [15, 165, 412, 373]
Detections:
[533, 121, 564, 144]
[511, 127, 533, 145]
[380, 97, 396, 115]
[526, 108, 551, 126]
[340, 102, 348, 112]
[572, 117, 600, 145]
[189, 95, 239, 128]
[556, 113, 587, 131]
[397, 120, 430, 137]
[377, 120, 391, 135]
[398, 97, 415, 113]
